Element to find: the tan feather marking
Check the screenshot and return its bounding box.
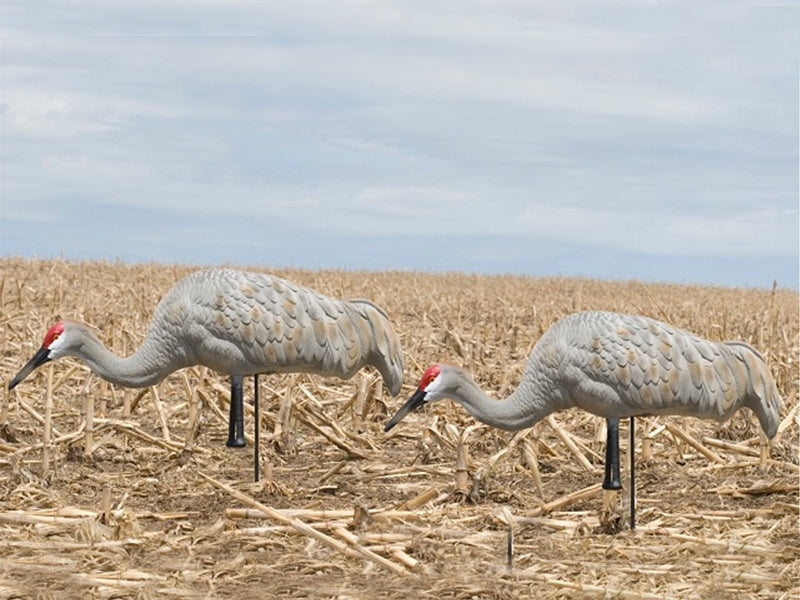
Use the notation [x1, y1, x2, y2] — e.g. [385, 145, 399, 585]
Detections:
[251, 306, 262, 322]
[687, 360, 703, 389]
[656, 348, 673, 371]
[630, 361, 644, 388]
[682, 342, 701, 364]
[668, 365, 681, 395]
[731, 358, 749, 395]
[640, 333, 658, 358]
[647, 360, 659, 385]
[239, 282, 255, 298]
[338, 318, 357, 349]
[312, 317, 327, 346]
[743, 351, 767, 401]
[640, 385, 654, 407]
[310, 336, 326, 364]
[254, 323, 268, 346]
[375, 321, 390, 359]
[271, 341, 286, 364]
[723, 374, 738, 410]
[284, 338, 298, 363]
[271, 317, 284, 341]
[346, 340, 360, 370]
[306, 297, 323, 320]
[282, 296, 297, 319]
[356, 317, 371, 346]
[264, 343, 277, 364]
[616, 364, 632, 387]
[320, 298, 342, 319]
[636, 354, 650, 377]
[326, 321, 344, 361]
[712, 357, 735, 410]
[659, 379, 674, 405]
[713, 355, 734, 387]
[696, 340, 718, 362]
[701, 363, 718, 397]
[242, 324, 255, 345]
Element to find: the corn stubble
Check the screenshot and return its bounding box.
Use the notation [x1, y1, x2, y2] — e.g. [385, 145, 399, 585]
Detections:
[1, 257, 797, 599]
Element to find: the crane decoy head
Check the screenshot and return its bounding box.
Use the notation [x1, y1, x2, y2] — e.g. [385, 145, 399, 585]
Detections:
[8, 322, 66, 390]
[384, 364, 442, 431]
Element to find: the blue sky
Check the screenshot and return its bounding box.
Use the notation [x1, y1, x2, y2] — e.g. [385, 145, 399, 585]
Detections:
[1, 1, 798, 289]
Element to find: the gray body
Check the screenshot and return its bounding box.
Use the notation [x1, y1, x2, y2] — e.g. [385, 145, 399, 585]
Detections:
[391, 311, 780, 438]
[10, 268, 404, 396]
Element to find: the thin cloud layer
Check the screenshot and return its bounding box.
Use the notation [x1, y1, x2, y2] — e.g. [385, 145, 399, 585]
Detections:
[1, 1, 797, 287]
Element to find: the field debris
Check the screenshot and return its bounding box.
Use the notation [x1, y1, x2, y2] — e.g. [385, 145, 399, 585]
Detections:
[1, 258, 798, 598]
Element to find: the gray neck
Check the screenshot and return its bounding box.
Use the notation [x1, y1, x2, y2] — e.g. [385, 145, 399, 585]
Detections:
[74, 327, 177, 388]
[447, 370, 556, 431]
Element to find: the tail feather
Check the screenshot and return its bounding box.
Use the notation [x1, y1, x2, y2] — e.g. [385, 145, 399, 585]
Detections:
[725, 341, 781, 438]
[351, 299, 404, 396]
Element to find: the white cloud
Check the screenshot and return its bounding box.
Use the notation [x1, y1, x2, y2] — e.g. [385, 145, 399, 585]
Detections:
[1, 1, 797, 286]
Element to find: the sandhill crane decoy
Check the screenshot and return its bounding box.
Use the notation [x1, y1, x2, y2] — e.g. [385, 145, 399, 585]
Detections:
[8, 268, 404, 480]
[385, 311, 781, 529]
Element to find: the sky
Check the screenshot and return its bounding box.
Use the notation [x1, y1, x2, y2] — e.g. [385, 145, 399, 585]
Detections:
[1, 1, 798, 290]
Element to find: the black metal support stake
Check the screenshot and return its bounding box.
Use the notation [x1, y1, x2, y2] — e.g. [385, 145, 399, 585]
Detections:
[226, 375, 246, 447]
[602, 417, 622, 490]
[630, 416, 636, 530]
[253, 374, 260, 482]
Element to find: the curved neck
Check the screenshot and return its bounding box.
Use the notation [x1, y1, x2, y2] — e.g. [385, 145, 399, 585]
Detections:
[75, 328, 176, 388]
[448, 371, 556, 431]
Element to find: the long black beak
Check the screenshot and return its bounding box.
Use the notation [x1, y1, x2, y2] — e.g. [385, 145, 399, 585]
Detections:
[8, 345, 52, 390]
[384, 388, 428, 432]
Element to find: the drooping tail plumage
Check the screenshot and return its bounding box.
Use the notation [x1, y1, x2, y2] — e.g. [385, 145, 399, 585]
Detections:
[724, 341, 781, 438]
[351, 299, 404, 396]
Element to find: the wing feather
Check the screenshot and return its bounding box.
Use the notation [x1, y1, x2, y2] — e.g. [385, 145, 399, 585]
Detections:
[571, 312, 753, 420]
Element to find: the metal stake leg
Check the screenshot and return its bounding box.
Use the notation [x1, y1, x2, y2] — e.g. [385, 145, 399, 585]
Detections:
[630, 416, 636, 530]
[226, 375, 246, 447]
[602, 417, 622, 490]
[253, 374, 260, 482]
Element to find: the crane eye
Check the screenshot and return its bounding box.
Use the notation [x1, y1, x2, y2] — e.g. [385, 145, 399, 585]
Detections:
[421, 364, 441, 390]
[44, 322, 65, 347]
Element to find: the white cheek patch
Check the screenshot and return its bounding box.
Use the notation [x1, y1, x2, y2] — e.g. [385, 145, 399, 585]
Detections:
[48, 334, 69, 358]
[424, 374, 444, 396]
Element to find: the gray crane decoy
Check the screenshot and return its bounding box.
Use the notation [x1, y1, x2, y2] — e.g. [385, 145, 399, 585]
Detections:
[8, 268, 404, 480]
[385, 311, 780, 528]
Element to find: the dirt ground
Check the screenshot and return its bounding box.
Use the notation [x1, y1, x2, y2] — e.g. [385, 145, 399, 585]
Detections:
[1, 258, 798, 599]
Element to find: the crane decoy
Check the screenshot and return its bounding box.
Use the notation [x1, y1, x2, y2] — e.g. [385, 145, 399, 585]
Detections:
[8, 268, 404, 480]
[385, 311, 781, 528]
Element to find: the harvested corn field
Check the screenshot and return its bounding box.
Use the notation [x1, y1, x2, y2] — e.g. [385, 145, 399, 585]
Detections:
[1, 257, 798, 599]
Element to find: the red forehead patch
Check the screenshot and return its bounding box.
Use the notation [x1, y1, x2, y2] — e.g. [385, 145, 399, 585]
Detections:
[420, 364, 441, 390]
[43, 322, 65, 348]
